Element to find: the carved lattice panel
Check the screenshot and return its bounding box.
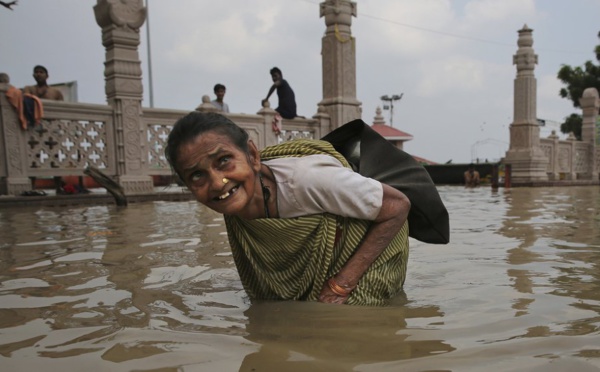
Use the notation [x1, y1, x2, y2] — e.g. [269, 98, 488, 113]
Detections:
[27, 119, 108, 170]
[147, 124, 172, 170]
[540, 143, 553, 172]
[557, 145, 571, 172]
[574, 145, 589, 173]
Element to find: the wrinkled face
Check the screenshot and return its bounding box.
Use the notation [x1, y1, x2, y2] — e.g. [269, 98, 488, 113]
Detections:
[215, 88, 226, 101]
[175, 131, 262, 217]
[33, 68, 48, 84]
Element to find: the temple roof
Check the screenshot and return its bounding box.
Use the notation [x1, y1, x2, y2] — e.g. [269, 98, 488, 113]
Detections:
[370, 123, 414, 141]
[369, 106, 438, 165]
[369, 106, 413, 140]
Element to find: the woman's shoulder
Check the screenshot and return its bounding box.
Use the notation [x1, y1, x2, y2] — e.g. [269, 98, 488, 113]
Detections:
[265, 154, 344, 170]
[260, 139, 348, 165]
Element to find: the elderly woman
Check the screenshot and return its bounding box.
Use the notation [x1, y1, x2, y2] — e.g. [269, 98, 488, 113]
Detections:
[165, 112, 411, 305]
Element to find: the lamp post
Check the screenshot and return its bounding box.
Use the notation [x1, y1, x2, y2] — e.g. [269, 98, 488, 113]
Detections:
[380, 94, 403, 126]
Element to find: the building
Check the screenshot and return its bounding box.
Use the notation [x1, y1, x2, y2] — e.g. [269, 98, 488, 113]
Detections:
[368, 107, 437, 165]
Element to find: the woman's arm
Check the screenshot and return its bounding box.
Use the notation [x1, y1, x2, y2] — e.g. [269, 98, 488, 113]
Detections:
[318, 183, 411, 304]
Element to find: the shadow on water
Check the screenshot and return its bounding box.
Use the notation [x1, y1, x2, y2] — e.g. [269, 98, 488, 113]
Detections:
[1, 186, 600, 370]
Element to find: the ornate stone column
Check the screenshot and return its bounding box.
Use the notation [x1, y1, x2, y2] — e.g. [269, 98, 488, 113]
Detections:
[0, 80, 30, 195]
[504, 25, 548, 184]
[312, 104, 332, 139]
[94, 0, 153, 194]
[580, 87, 599, 179]
[319, 0, 362, 130]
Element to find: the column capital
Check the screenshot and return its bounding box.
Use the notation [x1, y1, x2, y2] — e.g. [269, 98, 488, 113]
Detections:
[513, 25, 538, 76]
[320, 0, 356, 30]
[94, 0, 146, 31]
[580, 87, 599, 111]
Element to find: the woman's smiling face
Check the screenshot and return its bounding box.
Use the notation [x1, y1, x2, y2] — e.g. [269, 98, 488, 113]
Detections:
[176, 131, 262, 218]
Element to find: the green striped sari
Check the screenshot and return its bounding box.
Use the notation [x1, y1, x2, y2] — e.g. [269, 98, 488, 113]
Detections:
[225, 140, 409, 306]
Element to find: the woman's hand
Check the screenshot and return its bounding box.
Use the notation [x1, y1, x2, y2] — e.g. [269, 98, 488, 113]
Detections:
[318, 284, 349, 304]
[318, 277, 355, 304]
[323, 184, 410, 304]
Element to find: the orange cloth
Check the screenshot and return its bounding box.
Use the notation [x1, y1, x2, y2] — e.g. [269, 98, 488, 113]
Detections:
[5, 85, 26, 129]
[5, 86, 44, 129]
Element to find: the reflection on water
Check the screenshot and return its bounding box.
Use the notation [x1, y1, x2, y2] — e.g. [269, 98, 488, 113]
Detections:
[1, 187, 600, 371]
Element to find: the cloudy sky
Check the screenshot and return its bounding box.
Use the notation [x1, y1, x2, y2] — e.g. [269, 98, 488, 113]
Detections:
[1, 0, 598, 163]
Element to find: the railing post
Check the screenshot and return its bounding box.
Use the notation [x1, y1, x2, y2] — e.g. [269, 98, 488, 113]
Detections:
[195, 95, 219, 114]
[257, 101, 278, 149]
[547, 131, 559, 180]
[567, 133, 577, 180]
[0, 80, 31, 195]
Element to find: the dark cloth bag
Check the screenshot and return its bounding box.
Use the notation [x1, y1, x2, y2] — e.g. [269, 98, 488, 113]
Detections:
[23, 95, 37, 127]
[321, 119, 450, 244]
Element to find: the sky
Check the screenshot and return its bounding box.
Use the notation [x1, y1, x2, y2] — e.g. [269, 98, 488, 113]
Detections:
[1, 0, 599, 164]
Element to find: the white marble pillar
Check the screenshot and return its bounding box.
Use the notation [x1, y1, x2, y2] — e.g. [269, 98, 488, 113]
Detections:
[94, 0, 154, 194]
[504, 25, 548, 184]
[319, 0, 362, 129]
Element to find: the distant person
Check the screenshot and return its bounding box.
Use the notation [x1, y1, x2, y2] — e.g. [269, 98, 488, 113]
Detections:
[211, 83, 230, 113]
[23, 65, 81, 194]
[262, 67, 297, 119]
[23, 65, 64, 101]
[464, 164, 480, 187]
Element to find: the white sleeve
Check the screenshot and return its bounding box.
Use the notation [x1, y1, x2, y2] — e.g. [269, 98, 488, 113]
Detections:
[267, 155, 383, 220]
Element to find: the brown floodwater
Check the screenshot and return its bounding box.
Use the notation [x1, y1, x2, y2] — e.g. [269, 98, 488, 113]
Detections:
[1, 185, 600, 371]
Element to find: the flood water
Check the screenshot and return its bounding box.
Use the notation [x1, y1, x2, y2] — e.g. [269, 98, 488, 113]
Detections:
[1, 185, 600, 371]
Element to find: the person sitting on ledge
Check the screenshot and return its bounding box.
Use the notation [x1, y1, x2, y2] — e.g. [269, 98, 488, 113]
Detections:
[23, 65, 64, 101]
[23, 65, 72, 193]
[262, 67, 297, 120]
[165, 111, 411, 306]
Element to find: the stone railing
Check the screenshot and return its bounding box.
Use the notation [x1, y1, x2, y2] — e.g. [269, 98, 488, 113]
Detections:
[143, 107, 188, 176]
[535, 88, 600, 183]
[143, 99, 331, 176]
[540, 131, 599, 180]
[27, 101, 115, 178]
[0, 85, 331, 195]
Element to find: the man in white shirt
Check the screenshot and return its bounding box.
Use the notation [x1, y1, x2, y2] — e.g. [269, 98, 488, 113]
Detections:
[211, 83, 230, 113]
